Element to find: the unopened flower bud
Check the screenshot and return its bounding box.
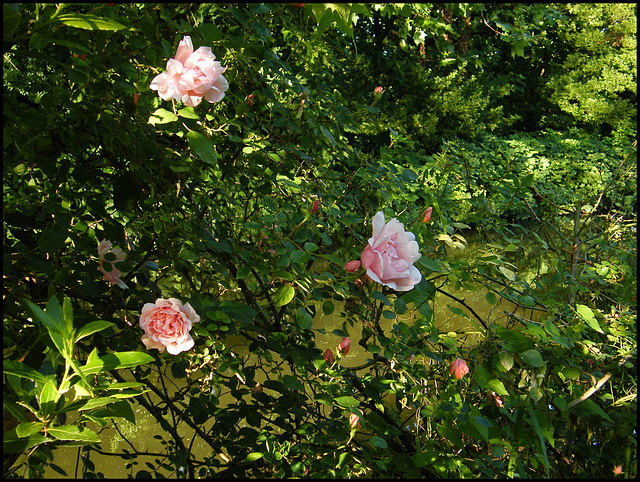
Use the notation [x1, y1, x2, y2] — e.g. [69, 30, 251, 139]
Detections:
[324, 348, 334, 364]
[338, 337, 351, 356]
[450, 357, 469, 379]
[422, 206, 433, 223]
[345, 260, 361, 272]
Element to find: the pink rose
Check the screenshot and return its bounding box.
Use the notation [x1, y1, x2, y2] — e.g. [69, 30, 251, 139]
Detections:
[139, 298, 200, 355]
[337, 337, 351, 356]
[150, 36, 228, 107]
[374, 86, 383, 95]
[450, 358, 469, 379]
[97, 239, 128, 289]
[324, 348, 334, 364]
[344, 260, 361, 273]
[360, 211, 422, 291]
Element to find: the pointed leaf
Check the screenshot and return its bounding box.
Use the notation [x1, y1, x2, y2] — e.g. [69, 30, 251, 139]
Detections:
[47, 425, 100, 443]
[188, 131, 217, 165]
[3, 360, 57, 386]
[57, 13, 127, 31]
[75, 320, 114, 342]
[575, 304, 603, 333]
[79, 352, 155, 377]
[521, 349, 544, 368]
[274, 285, 295, 307]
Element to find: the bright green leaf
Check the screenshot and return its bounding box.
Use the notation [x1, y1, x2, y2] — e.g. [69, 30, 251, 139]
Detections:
[47, 425, 100, 443]
[274, 285, 295, 307]
[575, 304, 603, 333]
[57, 13, 127, 31]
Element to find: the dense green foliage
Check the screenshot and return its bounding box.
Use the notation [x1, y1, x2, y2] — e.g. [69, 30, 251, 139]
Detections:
[3, 3, 636, 479]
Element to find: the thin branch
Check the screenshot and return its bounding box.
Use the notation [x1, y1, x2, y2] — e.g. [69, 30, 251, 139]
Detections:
[435, 287, 488, 330]
[567, 352, 635, 409]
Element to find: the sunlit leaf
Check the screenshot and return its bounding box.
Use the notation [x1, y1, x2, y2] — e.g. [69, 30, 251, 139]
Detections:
[57, 13, 127, 31]
[274, 285, 295, 307]
[575, 304, 603, 333]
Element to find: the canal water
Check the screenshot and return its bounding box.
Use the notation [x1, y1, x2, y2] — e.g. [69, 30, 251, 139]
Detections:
[34, 230, 545, 477]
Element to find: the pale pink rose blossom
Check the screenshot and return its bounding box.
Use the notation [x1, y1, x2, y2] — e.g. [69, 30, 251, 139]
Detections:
[139, 298, 200, 355]
[360, 211, 422, 291]
[344, 260, 361, 272]
[97, 239, 128, 289]
[337, 337, 351, 356]
[451, 358, 470, 379]
[150, 36, 228, 107]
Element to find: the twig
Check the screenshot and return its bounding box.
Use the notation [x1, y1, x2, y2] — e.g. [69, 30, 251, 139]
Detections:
[435, 287, 488, 330]
[567, 352, 635, 409]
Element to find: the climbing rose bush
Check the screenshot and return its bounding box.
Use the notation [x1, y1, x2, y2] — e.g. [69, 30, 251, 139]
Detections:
[150, 35, 228, 107]
[360, 211, 422, 291]
[97, 239, 128, 289]
[139, 298, 201, 355]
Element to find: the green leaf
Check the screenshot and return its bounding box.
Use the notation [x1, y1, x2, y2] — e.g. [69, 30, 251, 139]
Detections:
[3, 360, 57, 386]
[3, 4, 22, 41]
[525, 398, 551, 478]
[62, 297, 74, 338]
[47, 425, 101, 443]
[521, 349, 544, 367]
[148, 108, 178, 125]
[499, 266, 516, 281]
[319, 126, 336, 146]
[487, 379, 510, 396]
[371, 290, 390, 305]
[245, 452, 264, 462]
[334, 396, 359, 408]
[79, 352, 155, 377]
[498, 352, 514, 371]
[371, 436, 388, 449]
[485, 291, 497, 305]
[177, 107, 200, 119]
[274, 285, 295, 307]
[3, 429, 50, 454]
[295, 307, 313, 330]
[36, 382, 58, 416]
[15, 422, 43, 439]
[57, 13, 127, 31]
[473, 415, 494, 428]
[75, 320, 114, 342]
[187, 131, 217, 165]
[575, 304, 603, 333]
[579, 399, 613, 423]
[60, 397, 121, 414]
